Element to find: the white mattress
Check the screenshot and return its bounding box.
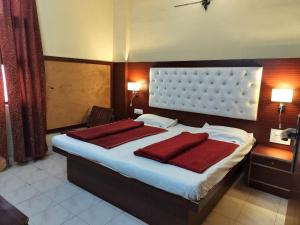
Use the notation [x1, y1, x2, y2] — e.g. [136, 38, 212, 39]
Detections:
[52, 124, 255, 201]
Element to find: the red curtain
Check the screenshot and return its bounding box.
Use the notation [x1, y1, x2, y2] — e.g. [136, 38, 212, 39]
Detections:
[0, 0, 47, 162]
[0, 50, 8, 160]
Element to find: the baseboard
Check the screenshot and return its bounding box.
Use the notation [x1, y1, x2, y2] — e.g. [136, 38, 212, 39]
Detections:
[46, 123, 86, 134]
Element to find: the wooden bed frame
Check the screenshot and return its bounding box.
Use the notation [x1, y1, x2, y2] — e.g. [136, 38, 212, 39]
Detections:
[53, 146, 249, 225]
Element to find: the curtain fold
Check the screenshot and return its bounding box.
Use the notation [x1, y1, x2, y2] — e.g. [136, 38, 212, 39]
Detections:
[0, 0, 47, 163]
[0, 49, 8, 160]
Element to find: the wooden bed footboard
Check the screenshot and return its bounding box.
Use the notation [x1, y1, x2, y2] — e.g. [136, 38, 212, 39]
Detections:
[53, 146, 248, 225]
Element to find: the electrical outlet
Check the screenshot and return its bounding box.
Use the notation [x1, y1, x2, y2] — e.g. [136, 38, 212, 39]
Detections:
[134, 108, 143, 115]
[269, 129, 291, 145]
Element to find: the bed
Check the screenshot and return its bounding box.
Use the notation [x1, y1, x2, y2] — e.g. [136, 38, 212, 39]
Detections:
[52, 67, 263, 225]
[53, 123, 254, 201]
[53, 123, 255, 225]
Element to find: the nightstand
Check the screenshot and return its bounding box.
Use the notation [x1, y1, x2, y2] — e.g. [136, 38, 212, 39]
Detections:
[248, 145, 293, 198]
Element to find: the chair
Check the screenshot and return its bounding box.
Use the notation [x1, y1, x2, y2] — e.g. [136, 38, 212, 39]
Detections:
[86, 106, 114, 127]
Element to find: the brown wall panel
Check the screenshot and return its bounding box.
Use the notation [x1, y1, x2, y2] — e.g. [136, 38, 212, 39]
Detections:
[113, 59, 300, 149]
[112, 63, 128, 120]
[46, 60, 111, 130]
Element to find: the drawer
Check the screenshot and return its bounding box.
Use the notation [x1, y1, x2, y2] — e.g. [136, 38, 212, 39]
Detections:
[250, 164, 292, 190]
[252, 154, 292, 171]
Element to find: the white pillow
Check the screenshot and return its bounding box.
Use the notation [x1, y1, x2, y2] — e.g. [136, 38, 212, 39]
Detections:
[135, 114, 177, 129]
[202, 123, 249, 134]
[202, 123, 254, 144]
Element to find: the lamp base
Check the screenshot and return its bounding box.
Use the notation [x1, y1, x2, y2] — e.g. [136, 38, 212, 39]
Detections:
[278, 103, 285, 113]
[129, 91, 138, 107]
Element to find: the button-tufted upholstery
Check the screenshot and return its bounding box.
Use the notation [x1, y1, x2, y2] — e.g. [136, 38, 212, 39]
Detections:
[149, 67, 263, 121]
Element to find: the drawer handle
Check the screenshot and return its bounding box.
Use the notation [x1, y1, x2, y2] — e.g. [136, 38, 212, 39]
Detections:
[271, 161, 275, 165]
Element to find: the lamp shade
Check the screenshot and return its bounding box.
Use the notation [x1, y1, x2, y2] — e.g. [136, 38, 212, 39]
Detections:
[128, 82, 140, 91]
[271, 88, 293, 103]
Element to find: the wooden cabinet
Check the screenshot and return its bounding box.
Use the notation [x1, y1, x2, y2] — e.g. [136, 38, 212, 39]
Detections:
[0, 195, 28, 225]
[248, 145, 293, 198]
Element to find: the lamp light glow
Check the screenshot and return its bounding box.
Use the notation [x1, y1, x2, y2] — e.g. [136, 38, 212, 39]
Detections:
[271, 88, 294, 129]
[271, 88, 293, 103]
[128, 82, 141, 107]
[128, 82, 141, 92]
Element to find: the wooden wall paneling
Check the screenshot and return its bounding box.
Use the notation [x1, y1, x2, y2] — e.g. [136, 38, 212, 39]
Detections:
[113, 58, 300, 149]
[112, 63, 128, 120]
[45, 57, 112, 130]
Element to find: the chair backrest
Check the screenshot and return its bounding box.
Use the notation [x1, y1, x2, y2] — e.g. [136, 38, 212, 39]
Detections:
[86, 106, 114, 127]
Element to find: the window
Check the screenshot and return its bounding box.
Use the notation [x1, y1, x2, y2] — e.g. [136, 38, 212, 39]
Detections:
[1, 64, 8, 103]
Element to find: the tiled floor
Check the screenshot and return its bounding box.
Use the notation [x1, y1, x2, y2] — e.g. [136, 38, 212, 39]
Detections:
[0, 135, 287, 225]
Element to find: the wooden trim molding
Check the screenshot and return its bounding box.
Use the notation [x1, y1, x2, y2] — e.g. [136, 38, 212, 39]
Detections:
[46, 123, 86, 134]
[44, 55, 113, 66]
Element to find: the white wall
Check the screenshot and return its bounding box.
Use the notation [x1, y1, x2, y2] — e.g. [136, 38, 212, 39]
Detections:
[36, 0, 114, 61]
[113, 0, 131, 62]
[36, 0, 300, 62]
[126, 0, 300, 62]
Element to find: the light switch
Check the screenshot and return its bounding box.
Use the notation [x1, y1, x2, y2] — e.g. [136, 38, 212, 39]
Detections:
[269, 129, 291, 145]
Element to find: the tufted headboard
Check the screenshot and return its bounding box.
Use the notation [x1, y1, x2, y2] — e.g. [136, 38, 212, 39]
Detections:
[149, 67, 263, 121]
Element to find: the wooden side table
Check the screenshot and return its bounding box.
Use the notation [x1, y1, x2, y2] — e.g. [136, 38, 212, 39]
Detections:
[248, 145, 293, 198]
[0, 195, 28, 225]
[0, 157, 6, 171]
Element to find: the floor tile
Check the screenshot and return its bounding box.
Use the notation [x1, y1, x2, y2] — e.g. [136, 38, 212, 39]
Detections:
[236, 203, 277, 225]
[16, 194, 56, 217]
[275, 214, 286, 225]
[122, 211, 148, 225]
[30, 204, 73, 225]
[28, 220, 36, 225]
[203, 211, 235, 225]
[9, 164, 39, 179]
[63, 217, 89, 225]
[33, 156, 63, 170]
[226, 180, 252, 202]
[46, 154, 66, 166]
[60, 191, 100, 214]
[213, 195, 245, 219]
[107, 212, 141, 225]
[78, 201, 122, 225]
[0, 170, 15, 183]
[0, 174, 26, 195]
[44, 182, 82, 203]
[47, 165, 66, 176]
[24, 169, 50, 184]
[31, 175, 65, 192]
[1, 184, 39, 205]
[48, 153, 66, 160]
[102, 200, 123, 213]
[53, 170, 68, 180]
[247, 188, 281, 212]
[278, 198, 288, 216]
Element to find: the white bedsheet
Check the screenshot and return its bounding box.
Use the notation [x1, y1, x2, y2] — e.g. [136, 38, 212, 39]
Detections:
[51, 124, 255, 201]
